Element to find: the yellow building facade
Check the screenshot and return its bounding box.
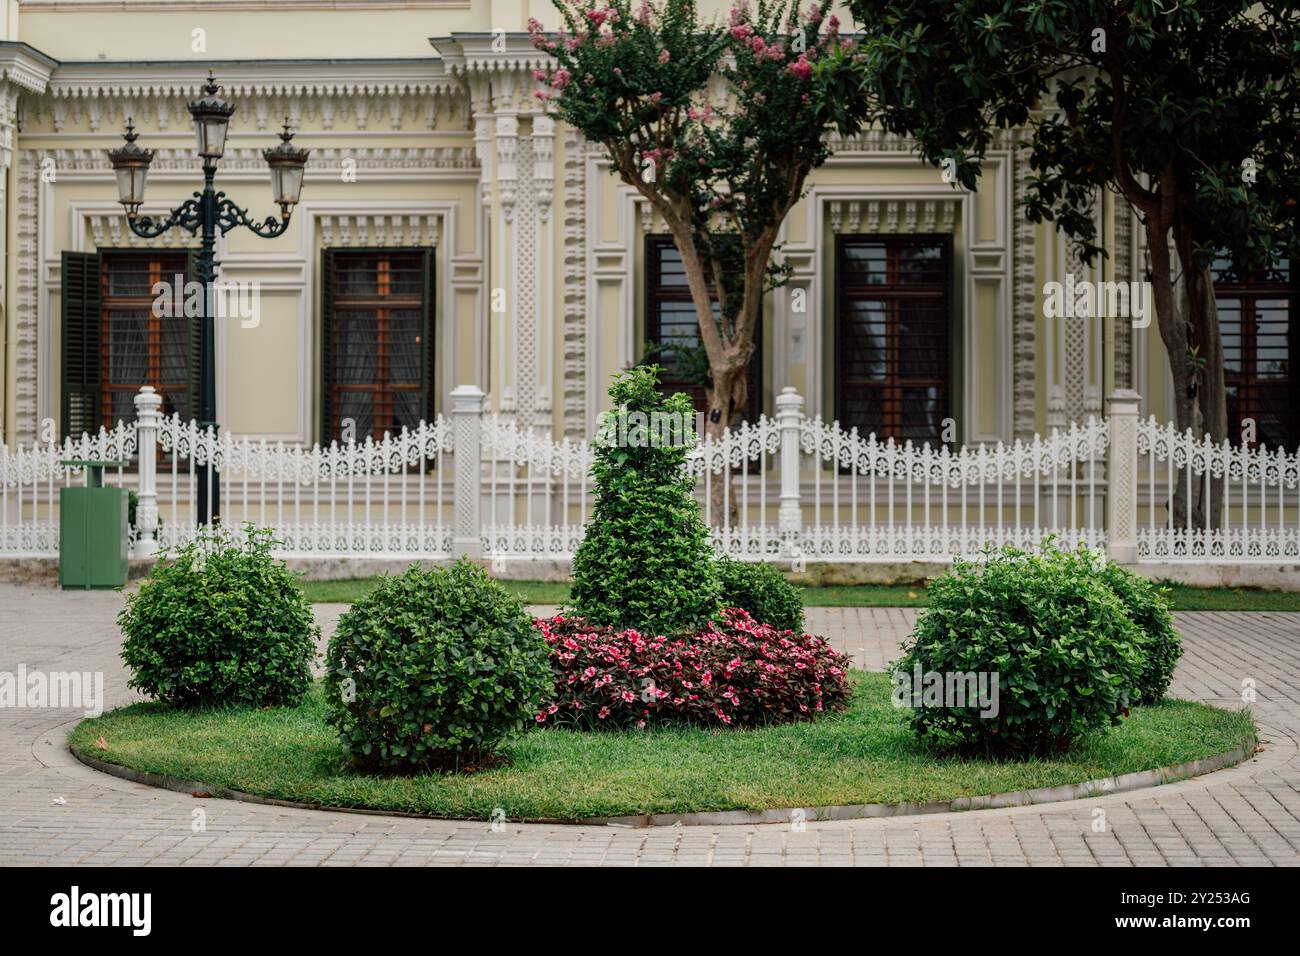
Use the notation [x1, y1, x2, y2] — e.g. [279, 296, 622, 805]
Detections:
[0, 1, 1184, 452]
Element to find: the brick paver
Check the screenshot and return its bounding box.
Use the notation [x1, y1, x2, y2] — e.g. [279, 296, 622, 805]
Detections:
[1, 585, 1297, 866]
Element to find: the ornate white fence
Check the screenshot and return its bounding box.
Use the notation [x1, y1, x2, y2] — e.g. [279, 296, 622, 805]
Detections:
[0, 421, 137, 555]
[2, 383, 1296, 566]
[1136, 417, 1300, 561]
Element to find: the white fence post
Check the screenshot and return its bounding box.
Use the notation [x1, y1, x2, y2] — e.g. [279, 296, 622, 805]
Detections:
[1106, 389, 1141, 563]
[451, 385, 485, 560]
[776, 386, 804, 559]
[132, 385, 162, 557]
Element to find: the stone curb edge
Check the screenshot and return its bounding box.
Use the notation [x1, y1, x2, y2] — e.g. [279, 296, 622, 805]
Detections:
[68, 732, 1258, 829]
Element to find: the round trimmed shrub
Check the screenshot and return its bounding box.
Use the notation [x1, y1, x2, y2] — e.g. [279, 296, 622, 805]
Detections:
[893, 545, 1145, 756]
[1096, 563, 1181, 705]
[715, 556, 804, 633]
[325, 560, 552, 772]
[118, 526, 317, 708]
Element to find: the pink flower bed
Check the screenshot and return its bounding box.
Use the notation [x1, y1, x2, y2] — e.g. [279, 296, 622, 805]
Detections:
[534, 608, 852, 729]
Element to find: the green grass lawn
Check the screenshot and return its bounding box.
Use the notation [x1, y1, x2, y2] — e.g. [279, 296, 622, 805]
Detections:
[70, 674, 1254, 821]
[299, 575, 1300, 612]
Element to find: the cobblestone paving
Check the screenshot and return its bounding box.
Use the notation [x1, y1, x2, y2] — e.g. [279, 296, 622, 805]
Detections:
[1, 585, 1297, 866]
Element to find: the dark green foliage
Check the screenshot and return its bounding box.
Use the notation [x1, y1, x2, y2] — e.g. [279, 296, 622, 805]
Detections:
[1096, 562, 1182, 705]
[715, 556, 804, 633]
[324, 560, 552, 773]
[849, 0, 1299, 460]
[894, 544, 1145, 756]
[568, 366, 721, 634]
[118, 526, 317, 708]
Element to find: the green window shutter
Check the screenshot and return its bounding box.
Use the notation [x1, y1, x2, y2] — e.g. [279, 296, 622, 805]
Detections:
[184, 249, 201, 423]
[60, 251, 102, 438]
[421, 247, 436, 423]
[319, 249, 336, 444]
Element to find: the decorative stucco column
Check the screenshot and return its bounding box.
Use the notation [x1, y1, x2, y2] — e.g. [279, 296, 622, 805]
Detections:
[776, 386, 804, 558]
[1105, 389, 1142, 564]
[451, 384, 486, 560]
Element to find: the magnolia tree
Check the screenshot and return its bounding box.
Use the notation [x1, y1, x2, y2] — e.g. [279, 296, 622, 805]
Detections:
[530, 0, 861, 444]
[850, 0, 1300, 525]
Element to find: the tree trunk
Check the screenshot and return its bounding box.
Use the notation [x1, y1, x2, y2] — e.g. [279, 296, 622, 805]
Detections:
[704, 348, 751, 524]
[1148, 211, 1228, 532]
[1184, 260, 1227, 530]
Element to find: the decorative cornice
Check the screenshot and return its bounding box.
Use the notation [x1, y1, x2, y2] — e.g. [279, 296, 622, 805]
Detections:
[827, 198, 958, 235]
[429, 34, 554, 77]
[44, 59, 456, 100]
[319, 213, 441, 248]
[0, 42, 58, 95]
[25, 145, 478, 173]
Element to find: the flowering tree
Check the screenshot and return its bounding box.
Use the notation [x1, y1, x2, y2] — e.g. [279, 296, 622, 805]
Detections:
[530, 0, 861, 444]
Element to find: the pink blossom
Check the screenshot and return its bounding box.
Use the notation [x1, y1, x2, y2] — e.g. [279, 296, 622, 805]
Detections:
[649, 91, 663, 105]
[788, 54, 813, 80]
[658, 48, 671, 64]
[533, 69, 548, 82]
[806, 4, 822, 24]
[551, 68, 571, 90]
[730, 24, 753, 40]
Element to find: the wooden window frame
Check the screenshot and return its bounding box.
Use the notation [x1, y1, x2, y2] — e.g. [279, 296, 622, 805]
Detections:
[99, 251, 191, 431]
[1214, 259, 1297, 449]
[834, 234, 953, 445]
[644, 234, 762, 422]
[321, 247, 434, 444]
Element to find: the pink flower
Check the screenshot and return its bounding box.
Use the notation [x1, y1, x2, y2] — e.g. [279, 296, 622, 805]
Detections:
[751, 37, 766, 54]
[551, 68, 571, 90]
[533, 69, 547, 82]
[730, 24, 753, 40]
[649, 91, 663, 105]
[788, 54, 813, 80]
[806, 4, 822, 24]
[658, 48, 671, 64]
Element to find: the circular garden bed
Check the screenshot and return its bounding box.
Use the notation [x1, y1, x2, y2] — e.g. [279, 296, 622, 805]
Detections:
[70, 672, 1254, 823]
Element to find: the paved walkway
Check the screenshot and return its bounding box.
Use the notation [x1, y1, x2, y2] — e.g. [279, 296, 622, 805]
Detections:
[1, 585, 1298, 866]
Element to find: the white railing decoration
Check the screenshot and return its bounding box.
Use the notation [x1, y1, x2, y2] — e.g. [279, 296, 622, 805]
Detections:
[1137, 417, 1300, 562]
[2, 383, 1296, 566]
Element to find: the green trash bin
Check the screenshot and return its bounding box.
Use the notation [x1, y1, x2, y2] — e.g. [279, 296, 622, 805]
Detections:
[59, 459, 129, 590]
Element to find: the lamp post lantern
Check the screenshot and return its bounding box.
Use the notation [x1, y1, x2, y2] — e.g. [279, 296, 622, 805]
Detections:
[107, 72, 309, 527]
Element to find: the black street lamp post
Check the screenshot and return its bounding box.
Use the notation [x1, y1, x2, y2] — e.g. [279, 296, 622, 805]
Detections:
[107, 72, 309, 527]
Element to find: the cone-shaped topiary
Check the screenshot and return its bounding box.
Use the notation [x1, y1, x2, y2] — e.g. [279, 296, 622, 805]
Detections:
[568, 365, 721, 634]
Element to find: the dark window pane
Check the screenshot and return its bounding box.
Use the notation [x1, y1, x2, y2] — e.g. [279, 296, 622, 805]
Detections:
[842, 300, 886, 380]
[1213, 253, 1296, 448]
[99, 253, 189, 430]
[325, 251, 431, 442]
[837, 236, 950, 445]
